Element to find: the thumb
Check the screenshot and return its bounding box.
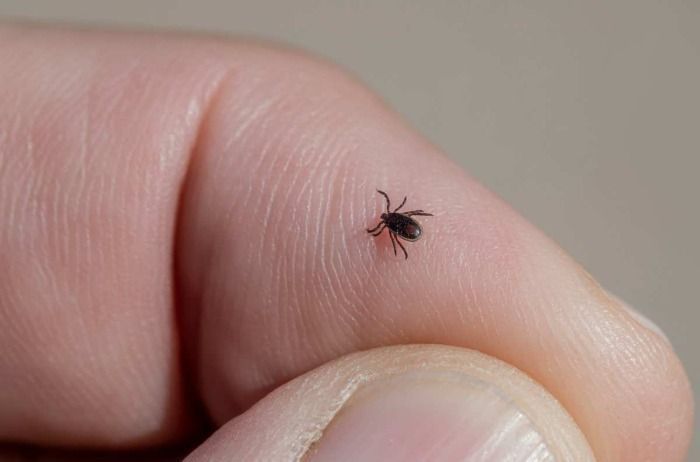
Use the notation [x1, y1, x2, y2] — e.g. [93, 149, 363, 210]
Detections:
[185, 345, 594, 461]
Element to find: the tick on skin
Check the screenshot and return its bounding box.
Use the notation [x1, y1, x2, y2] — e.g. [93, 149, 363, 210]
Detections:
[366, 189, 433, 259]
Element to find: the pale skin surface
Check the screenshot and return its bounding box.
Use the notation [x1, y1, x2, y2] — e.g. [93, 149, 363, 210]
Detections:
[0, 25, 693, 460]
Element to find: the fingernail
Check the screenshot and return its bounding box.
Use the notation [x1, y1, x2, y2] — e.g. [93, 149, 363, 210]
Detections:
[609, 293, 671, 345]
[307, 370, 555, 462]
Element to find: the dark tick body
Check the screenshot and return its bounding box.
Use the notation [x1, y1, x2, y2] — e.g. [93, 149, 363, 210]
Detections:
[366, 190, 433, 259]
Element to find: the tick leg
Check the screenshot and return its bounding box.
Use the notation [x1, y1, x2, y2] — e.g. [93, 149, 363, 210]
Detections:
[376, 189, 391, 212]
[389, 232, 398, 256]
[406, 210, 433, 217]
[371, 224, 386, 236]
[393, 196, 407, 212]
[366, 221, 384, 233]
[396, 236, 409, 259]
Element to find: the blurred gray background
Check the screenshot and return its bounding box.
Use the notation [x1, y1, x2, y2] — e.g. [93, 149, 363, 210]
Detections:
[1, 0, 697, 457]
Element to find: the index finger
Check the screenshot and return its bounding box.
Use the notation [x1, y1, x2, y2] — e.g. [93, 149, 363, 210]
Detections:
[175, 42, 692, 461]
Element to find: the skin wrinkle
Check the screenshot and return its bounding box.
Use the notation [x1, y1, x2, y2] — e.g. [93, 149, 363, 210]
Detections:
[270, 122, 354, 363]
[85, 88, 120, 384]
[94, 59, 173, 422]
[37, 69, 106, 400]
[428, 270, 454, 339]
[346, 256, 396, 342]
[283, 243, 299, 369]
[320, 153, 346, 308]
[300, 162, 327, 318]
[564, 314, 619, 452]
[309, 144, 340, 281]
[175, 63, 240, 407]
[320, 160, 359, 342]
[257, 134, 296, 256]
[272, 133, 312, 365]
[453, 246, 474, 327]
[289, 169, 313, 352]
[239, 121, 277, 210]
[346, 267, 391, 344]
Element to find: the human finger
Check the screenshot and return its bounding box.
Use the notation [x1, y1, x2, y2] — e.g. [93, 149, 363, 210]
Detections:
[185, 345, 595, 461]
[175, 41, 693, 461]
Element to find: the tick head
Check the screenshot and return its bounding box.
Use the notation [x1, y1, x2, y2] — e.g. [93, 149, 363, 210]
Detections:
[380, 213, 388, 220]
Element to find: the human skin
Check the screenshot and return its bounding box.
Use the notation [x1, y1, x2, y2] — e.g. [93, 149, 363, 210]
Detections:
[0, 24, 693, 461]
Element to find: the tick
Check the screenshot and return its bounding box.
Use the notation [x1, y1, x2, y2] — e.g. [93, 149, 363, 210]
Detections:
[366, 189, 433, 259]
